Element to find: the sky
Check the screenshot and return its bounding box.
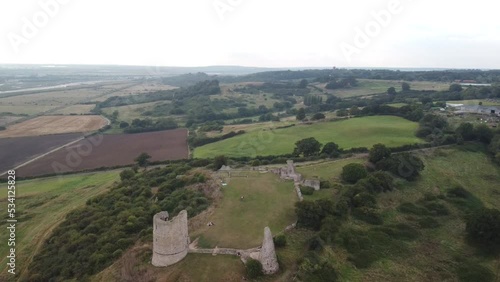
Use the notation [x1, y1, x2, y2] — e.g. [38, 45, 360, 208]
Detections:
[0, 0, 499, 69]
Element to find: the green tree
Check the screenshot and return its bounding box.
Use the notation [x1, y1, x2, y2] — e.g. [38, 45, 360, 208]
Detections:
[119, 121, 129, 128]
[336, 109, 348, 117]
[295, 200, 334, 230]
[368, 144, 391, 164]
[341, 163, 368, 184]
[111, 110, 119, 122]
[134, 152, 151, 168]
[213, 155, 228, 170]
[311, 112, 326, 120]
[474, 124, 494, 143]
[449, 84, 463, 92]
[293, 137, 322, 157]
[245, 259, 263, 279]
[387, 87, 396, 95]
[456, 122, 475, 141]
[402, 82, 411, 91]
[296, 108, 306, 121]
[349, 106, 361, 116]
[119, 169, 135, 181]
[298, 79, 308, 89]
[321, 142, 340, 157]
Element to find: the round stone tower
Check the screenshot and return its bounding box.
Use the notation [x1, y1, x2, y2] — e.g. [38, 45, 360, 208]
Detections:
[152, 210, 190, 267]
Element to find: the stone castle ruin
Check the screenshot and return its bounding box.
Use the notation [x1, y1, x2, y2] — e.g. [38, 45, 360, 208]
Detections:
[152, 210, 279, 275]
[272, 160, 320, 190]
[152, 210, 190, 267]
[271, 160, 320, 201]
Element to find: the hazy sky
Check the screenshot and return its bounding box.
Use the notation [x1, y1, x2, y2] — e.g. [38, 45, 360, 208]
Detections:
[1, 0, 499, 68]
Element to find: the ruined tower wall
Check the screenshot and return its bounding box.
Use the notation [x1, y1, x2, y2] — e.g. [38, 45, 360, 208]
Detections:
[258, 227, 279, 274]
[152, 210, 189, 267]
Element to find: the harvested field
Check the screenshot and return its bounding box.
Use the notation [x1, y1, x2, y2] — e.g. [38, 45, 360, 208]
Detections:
[17, 129, 189, 177]
[0, 115, 108, 138]
[0, 133, 83, 174]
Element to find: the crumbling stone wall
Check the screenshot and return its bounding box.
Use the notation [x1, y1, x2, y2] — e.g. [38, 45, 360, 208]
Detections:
[152, 210, 190, 267]
[302, 179, 320, 190]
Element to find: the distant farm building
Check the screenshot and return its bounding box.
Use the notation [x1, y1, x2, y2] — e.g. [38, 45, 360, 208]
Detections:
[446, 103, 500, 116]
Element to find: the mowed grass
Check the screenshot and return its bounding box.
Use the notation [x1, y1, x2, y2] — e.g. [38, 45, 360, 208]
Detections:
[191, 171, 297, 249]
[0, 171, 120, 278]
[194, 116, 423, 158]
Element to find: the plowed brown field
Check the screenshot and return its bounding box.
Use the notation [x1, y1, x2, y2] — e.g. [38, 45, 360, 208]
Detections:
[17, 129, 189, 177]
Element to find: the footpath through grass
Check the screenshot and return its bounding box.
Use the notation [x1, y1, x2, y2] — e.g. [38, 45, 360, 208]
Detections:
[0, 171, 120, 278]
[194, 116, 423, 158]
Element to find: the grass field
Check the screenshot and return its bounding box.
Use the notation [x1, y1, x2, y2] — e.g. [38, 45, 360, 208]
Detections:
[101, 101, 166, 122]
[51, 104, 96, 115]
[191, 171, 297, 249]
[194, 116, 423, 158]
[0, 171, 120, 279]
[93, 250, 245, 282]
[93, 82, 177, 102]
[313, 79, 449, 98]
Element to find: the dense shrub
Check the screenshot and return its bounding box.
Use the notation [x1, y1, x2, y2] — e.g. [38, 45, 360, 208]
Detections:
[301, 186, 315, 195]
[398, 202, 429, 216]
[418, 217, 440, 229]
[29, 164, 209, 281]
[274, 234, 287, 247]
[245, 259, 263, 279]
[457, 263, 494, 282]
[356, 171, 394, 193]
[298, 252, 338, 282]
[466, 208, 500, 247]
[319, 180, 331, 189]
[368, 143, 391, 163]
[423, 202, 449, 216]
[341, 163, 368, 184]
[373, 224, 419, 241]
[376, 152, 424, 181]
[352, 207, 383, 225]
[352, 192, 377, 208]
[295, 199, 335, 230]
